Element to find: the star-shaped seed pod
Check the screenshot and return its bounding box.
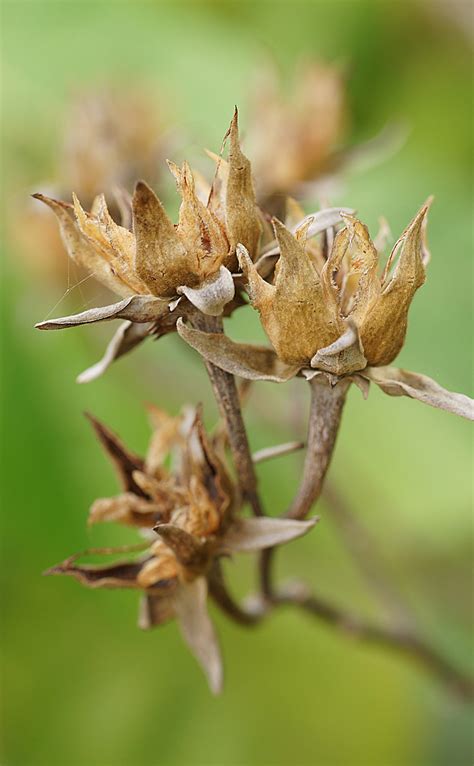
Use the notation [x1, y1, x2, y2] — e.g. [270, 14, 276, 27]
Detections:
[34, 109, 262, 380]
[177, 202, 474, 420]
[45, 406, 316, 693]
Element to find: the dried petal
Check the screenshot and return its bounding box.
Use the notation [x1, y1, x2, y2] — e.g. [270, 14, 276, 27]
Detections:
[257, 207, 355, 262]
[170, 160, 229, 277]
[237, 244, 275, 308]
[76, 321, 153, 384]
[32, 193, 134, 297]
[153, 523, 206, 567]
[219, 516, 317, 553]
[225, 109, 262, 261]
[173, 577, 223, 695]
[363, 366, 474, 420]
[72, 193, 146, 295]
[35, 295, 167, 331]
[310, 322, 367, 375]
[138, 594, 174, 629]
[178, 266, 235, 316]
[176, 318, 299, 382]
[89, 493, 162, 527]
[45, 558, 145, 589]
[251, 219, 342, 366]
[132, 180, 191, 296]
[85, 413, 146, 495]
[360, 203, 430, 366]
[337, 214, 380, 324]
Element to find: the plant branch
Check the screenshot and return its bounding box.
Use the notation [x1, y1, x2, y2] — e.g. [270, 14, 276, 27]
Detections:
[286, 377, 349, 520]
[190, 312, 263, 517]
[260, 377, 348, 599]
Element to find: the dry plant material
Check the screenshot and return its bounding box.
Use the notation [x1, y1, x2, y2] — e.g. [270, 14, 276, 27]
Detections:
[46, 406, 315, 693]
[38, 112, 473, 698]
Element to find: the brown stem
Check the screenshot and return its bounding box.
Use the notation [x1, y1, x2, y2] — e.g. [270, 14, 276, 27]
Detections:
[286, 377, 349, 520]
[190, 312, 263, 517]
[260, 378, 348, 599]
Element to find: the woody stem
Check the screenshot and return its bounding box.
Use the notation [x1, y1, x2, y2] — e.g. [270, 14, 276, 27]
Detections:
[286, 377, 349, 520]
[260, 377, 348, 598]
[191, 313, 263, 517]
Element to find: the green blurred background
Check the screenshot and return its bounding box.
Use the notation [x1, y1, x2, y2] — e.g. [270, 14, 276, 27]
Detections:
[2, 1, 473, 764]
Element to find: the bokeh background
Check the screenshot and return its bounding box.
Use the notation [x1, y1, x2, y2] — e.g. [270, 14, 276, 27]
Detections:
[2, 1, 473, 764]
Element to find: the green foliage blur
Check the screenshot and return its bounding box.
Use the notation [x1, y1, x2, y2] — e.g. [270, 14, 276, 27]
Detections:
[2, 1, 472, 764]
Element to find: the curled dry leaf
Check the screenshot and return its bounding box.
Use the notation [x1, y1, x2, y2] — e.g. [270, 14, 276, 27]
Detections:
[173, 577, 223, 695]
[178, 266, 235, 316]
[35, 295, 168, 330]
[363, 367, 474, 420]
[219, 516, 318, 553]
[176, 318, 299, 382]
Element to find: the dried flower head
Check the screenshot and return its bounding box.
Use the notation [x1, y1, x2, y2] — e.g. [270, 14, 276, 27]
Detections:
[34, 110, 264, 378]
[177, 201, 473, 420]
[46, 405, 316, 692]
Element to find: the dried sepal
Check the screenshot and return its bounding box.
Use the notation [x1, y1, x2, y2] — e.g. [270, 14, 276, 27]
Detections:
[144, 405, 183, 476]
[363, 366, 474, 420]
[178, 266, 235, 316]
[35, 295, 168, 331]
[244, 218, 342, 367]
[360, 203, 430, 366]
[219, 516, 317, 553]
[310, 322, 366, 376]
[138, 594, 175, 629]
[72, 193, 146, 295]
[257, 206, 354, 262]
[176, 318, 299, 382]
[85, 413, 146, 495]
[132, 180, 191, 296]
[89, 493, 164, 527]
[154, 523, 207, 568]
[225, 108, 262, 262]
[45, 558, 146, 589]
[173, 577, 223, 695]
[168, 160, 230, 276]
[32, 193, 134, 297]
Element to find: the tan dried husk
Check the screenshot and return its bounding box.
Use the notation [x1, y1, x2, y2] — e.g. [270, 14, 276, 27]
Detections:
[34, 110, 261, 313]
[239, 202, 431, 372]
[47, 404, 317, 692]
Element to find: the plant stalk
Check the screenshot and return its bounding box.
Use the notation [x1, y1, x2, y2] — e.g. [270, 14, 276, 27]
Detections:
[191, 312, 263, 517]
[286, 377, 349, 520]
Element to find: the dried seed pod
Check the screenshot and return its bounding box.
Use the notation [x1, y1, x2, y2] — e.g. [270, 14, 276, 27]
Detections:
[46, 404, 317, 693]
